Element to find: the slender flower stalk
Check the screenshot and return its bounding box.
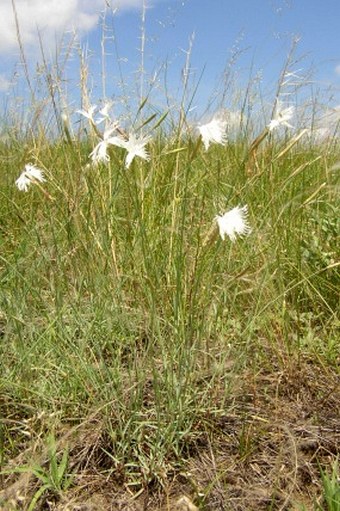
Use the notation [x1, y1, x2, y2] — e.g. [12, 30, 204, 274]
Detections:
[215, 205, 251, 242]
[268, 104, 294, 131]
[15, 164, 46, 192]
[198, 118, 228, 150]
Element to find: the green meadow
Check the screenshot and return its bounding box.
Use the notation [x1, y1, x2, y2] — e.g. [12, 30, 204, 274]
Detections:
[0, 32, 339, 510]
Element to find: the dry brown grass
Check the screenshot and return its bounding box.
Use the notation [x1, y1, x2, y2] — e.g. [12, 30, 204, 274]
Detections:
[1, 354, 339, 511]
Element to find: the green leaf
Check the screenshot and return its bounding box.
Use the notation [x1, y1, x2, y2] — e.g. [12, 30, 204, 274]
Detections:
[137, 96, 148, 114]
[164, 147, 187, 155]
[27, 484, 50, 511]
[151, 111, 168, 130]
[136, 113, 157, 131]
[57, 448, 69, 484]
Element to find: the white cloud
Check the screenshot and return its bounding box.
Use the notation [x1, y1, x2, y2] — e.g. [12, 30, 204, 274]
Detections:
[335, 64, 340, 76]
[0, 0, 147, 55]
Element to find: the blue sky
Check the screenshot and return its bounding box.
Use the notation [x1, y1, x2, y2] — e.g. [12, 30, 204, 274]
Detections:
[0, 0, 339, 117]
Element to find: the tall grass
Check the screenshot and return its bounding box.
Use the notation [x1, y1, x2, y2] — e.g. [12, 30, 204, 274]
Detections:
[0, 6, 339, 508]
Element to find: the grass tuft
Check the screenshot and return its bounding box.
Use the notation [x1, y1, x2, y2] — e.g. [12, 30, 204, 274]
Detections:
[0, 13, 339, 510]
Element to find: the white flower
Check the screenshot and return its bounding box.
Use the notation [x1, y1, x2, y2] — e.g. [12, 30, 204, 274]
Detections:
[15, 164, 46, 192]
[96, 102, 113, 124]
[215, 205, 251, 242]
[119, 133, 151, 168]
[90, 141, 109, 163]
[198, 118, 228, 150]
[77, 105, 97, 124]
[268, 104, 294, 131]
[90, 124, 122, 164]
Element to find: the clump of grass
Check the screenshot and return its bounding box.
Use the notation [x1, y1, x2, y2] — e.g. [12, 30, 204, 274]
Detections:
[0, 7, 339, 510]
[316, 458, 340, 511]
